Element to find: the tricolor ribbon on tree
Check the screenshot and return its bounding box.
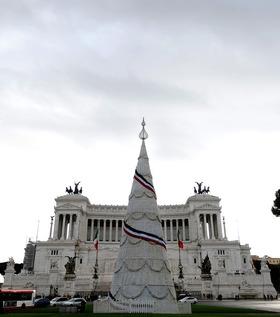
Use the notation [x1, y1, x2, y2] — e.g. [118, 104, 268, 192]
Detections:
[124, 221, 166, 250]
[134, 169, 156, 198]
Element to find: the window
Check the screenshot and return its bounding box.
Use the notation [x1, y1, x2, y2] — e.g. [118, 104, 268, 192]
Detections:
[80, 258, 83, 264]
[218, 249, 225, 255]
[194, 258, 197, 264]
[50, 249, 58, 256]
[243, 257, 247, 264]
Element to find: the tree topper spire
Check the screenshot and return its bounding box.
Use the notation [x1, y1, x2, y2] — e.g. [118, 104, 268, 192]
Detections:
[139, 118, 148, 140]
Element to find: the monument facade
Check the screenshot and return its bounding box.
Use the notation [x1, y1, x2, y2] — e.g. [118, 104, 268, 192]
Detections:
[3, 124, 276, 300]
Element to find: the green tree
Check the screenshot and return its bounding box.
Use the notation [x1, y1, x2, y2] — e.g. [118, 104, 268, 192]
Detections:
[272, 189, 280, 217]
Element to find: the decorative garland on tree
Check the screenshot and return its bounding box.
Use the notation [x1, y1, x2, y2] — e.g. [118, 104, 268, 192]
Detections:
[124, 221, 166, 250]
[134, 169, 156, 198]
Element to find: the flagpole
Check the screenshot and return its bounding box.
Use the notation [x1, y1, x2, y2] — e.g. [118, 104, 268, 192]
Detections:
[92, 249, 99, 301]
[178, 231, 184, 280]
[95, 248, 98, 269]
[93, 245, 99, 280]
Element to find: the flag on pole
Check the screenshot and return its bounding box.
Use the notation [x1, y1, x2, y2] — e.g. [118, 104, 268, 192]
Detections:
[177, 230, 184, 249]
[93, 230, 99, 251]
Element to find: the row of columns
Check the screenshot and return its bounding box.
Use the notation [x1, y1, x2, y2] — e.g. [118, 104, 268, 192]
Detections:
[199, 213, 222, 240]
[51, 212, 223, 241]
[87, 219, 123, 242]
[86, 218, 190, 242]
[162, 218, 190, 241]
[53, 214, 77, 240]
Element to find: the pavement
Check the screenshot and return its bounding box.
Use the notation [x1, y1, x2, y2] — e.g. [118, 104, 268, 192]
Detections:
[201, 300, 280, 313]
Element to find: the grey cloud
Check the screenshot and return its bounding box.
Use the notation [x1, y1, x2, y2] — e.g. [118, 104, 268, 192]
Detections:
[1, 0, 280, 149]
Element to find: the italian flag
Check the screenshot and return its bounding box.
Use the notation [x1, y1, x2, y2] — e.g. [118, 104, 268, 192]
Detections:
[93, 230, 99, 251]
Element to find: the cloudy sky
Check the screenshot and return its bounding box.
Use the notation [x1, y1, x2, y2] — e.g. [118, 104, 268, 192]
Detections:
[1, 0, 280, 273]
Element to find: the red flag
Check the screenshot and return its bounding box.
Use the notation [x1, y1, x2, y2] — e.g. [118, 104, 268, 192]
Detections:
[178, 239, 184, 249]
[177, 230, 184, 249]
[94, 240, 99, 251]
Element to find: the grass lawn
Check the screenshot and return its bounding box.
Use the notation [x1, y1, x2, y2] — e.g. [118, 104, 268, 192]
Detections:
[3, 303, 280, 317]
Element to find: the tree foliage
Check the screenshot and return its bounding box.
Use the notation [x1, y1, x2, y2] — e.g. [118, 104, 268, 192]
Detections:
[271, 189, 280, 217]
[267, 263, 280, 293]
[0, 262, 23, 275]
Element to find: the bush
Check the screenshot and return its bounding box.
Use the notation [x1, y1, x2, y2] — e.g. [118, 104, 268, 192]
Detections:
[217, 294, 223, 300]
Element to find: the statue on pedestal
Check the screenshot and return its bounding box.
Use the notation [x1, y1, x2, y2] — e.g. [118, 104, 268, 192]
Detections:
[5, 257, 15, 273]
[64, 256, 76, 279]
[200, 255, 212, 280]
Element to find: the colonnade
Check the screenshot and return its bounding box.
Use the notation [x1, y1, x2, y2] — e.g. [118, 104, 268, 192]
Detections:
[87, 219, 123, 242]
[199, 213, 219, 239]
[86, 218, 190, 242]
[161, 218, 190, 241]
[53, 213, 221, 241]
[56, 214, 77, 240]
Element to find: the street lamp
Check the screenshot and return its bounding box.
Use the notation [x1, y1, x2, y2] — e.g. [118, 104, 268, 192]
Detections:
[177, 232, 184, 292]
[93, 262, 98, 280]
[91, 250, 99, 301]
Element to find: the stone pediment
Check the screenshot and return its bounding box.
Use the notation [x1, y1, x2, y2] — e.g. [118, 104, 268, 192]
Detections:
[196, 203, 219, 210]
[55, 194, 90, 204]
[55, 203, 82, 211]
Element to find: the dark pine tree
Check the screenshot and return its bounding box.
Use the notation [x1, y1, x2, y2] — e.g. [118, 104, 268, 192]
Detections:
[271, 189, 280, 217]
[267, 262, 280, 293]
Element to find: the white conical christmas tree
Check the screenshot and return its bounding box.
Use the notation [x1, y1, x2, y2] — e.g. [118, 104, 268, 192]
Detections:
[110, 120, 178, 313]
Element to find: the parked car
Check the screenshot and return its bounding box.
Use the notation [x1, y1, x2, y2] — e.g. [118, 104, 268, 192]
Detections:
[62, 298, 86, 308]
[177, 293, 191, 301]
[34, 298, 50, 307]
[178, 296, 198, 304]
[50, 297, 68, 306]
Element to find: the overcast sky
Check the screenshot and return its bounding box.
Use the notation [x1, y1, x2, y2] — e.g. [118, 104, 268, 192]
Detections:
[1, 0, 280, 274]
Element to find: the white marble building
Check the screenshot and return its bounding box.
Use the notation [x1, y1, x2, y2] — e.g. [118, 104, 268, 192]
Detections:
[4, 190, 277, 299]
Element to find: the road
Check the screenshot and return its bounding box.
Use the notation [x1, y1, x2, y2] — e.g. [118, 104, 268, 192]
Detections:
[201, 300, 280, 313]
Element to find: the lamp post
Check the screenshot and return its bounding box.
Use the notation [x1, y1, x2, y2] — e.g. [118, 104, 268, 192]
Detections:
[178, 247, 184, 280]
[91, 248, 99, 301]
[177, 231, 184, 292]
[93, 255, 98, 280]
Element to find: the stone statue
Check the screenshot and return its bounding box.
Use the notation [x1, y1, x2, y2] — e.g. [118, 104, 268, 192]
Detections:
[200, 255, 211, 275]
[66, 186, 73, 195]
[74, 182, 80, 195]
[202, 186, 210, 194]
[50, 260, 58, 270]
[66, 182, 82, 195]
[196, 182, 203, 194]
[261, 256, 269, 270]
[5, 257, 15, 273]
[8, 257, 15, 267]
[65, 256, 77, 275]
[194, 182, 210, 194]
